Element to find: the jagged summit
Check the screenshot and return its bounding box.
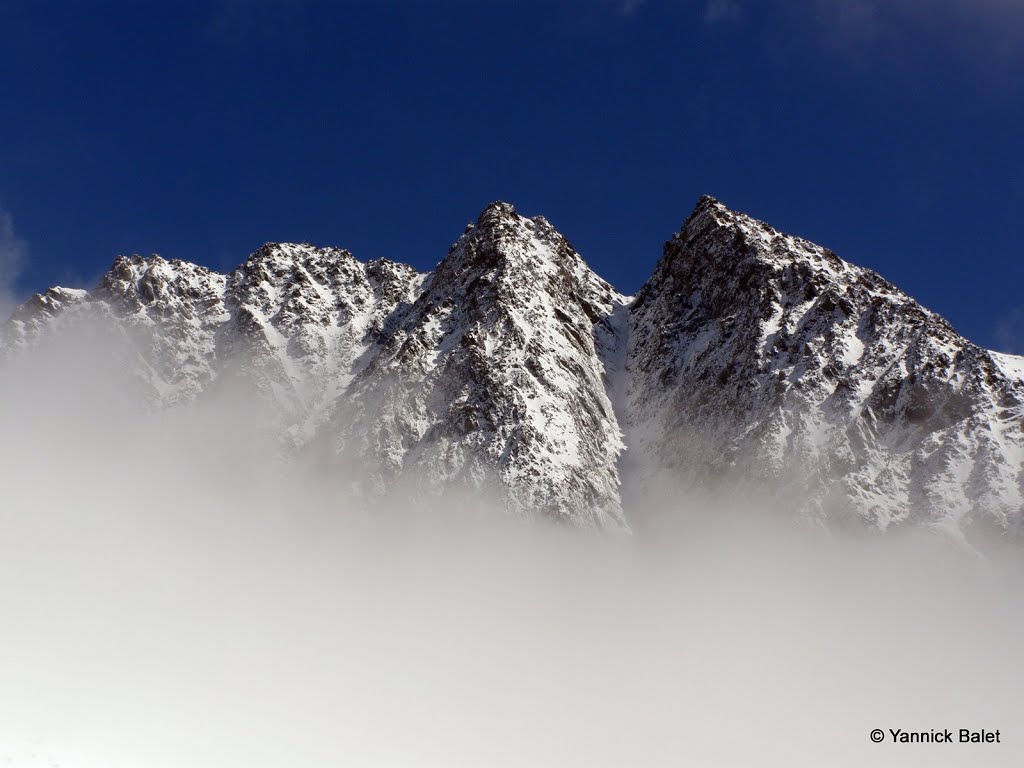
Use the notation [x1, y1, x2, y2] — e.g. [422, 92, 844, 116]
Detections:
[434, 201, 598, 296]
[674, 194, 733, 233]
[639, 195, 928, 349]
[471, 200, 555, 233]
[669, 194, 857, 272]
[691, 193, 726, 213]
[244, 241, 355, 262]
[477, 200, 518, 219]
[3, 198, 1023, 537]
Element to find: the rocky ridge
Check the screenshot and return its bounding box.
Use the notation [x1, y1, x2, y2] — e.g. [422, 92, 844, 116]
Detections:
[4, 198, 1022, 536]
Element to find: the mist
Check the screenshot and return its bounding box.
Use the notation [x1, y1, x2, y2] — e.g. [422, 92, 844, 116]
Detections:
[0, 209, 26, 327]
[1, 330, 1022, 767]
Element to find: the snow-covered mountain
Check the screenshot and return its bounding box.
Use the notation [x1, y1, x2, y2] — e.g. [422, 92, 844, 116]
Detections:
[4, 198, 1023, 536]
[331, 203, 628, 527]
[4, 246, 424, 435]
[629, 197, 1024, 538]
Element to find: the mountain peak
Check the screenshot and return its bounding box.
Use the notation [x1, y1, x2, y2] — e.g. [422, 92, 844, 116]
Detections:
[694, 193, 726, 211]
[683, 194, 730, 225]
[436, 202, 583, 283]
[337, 206, 628, 528]
[477, 200, 518, 221]
[664, 195, 860, 287]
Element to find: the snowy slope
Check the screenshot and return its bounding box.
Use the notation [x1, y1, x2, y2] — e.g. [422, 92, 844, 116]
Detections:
[627, 196, 1024, 539]
[217, 244, 423, 438]
[333, 203, 629, 528]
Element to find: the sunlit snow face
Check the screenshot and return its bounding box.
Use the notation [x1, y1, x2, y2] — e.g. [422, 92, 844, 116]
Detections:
[1, 324, 1022, 768]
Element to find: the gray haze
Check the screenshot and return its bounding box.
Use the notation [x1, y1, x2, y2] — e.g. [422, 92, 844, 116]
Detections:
[0, 209, 26, 325]
[1, 328, 1022, 767]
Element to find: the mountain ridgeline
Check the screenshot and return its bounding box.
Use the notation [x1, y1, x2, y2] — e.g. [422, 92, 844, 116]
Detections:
[5, 198, 1023, 538]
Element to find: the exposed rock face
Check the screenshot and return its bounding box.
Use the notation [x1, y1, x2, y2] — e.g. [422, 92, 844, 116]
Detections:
[4, 197, 1023, 536]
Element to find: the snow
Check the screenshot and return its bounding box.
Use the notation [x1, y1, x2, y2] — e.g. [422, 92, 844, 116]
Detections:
[760, 304, 783, 357]
[992, 351, 1024, 382]
[842, 328, 865, 366]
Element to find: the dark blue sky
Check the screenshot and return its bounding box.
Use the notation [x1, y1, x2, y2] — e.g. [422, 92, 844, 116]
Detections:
[2, 0, 1022, 351]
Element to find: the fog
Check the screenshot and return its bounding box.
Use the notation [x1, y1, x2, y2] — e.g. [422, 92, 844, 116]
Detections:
[1, 332, 1022, 767]
[0, 209, 26, 328]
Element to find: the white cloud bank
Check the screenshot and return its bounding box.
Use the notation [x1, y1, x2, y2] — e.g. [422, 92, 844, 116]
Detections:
[0, 322, 1022, 767]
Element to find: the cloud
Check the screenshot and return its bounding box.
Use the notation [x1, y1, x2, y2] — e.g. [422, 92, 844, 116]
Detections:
[613, 0, 1024, 65]
[996, 307, 1024, 355]
[0, 208, 27, 323]
[610, 0, 1024, 37]
[744, 0, 1024, 50]
[2, 334, 1024, 766]
[608, 0, 1024, 67]
[674, 0, 1024, 84]
[2, 288, 1024, 766]
[704, 0, 743, 24]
